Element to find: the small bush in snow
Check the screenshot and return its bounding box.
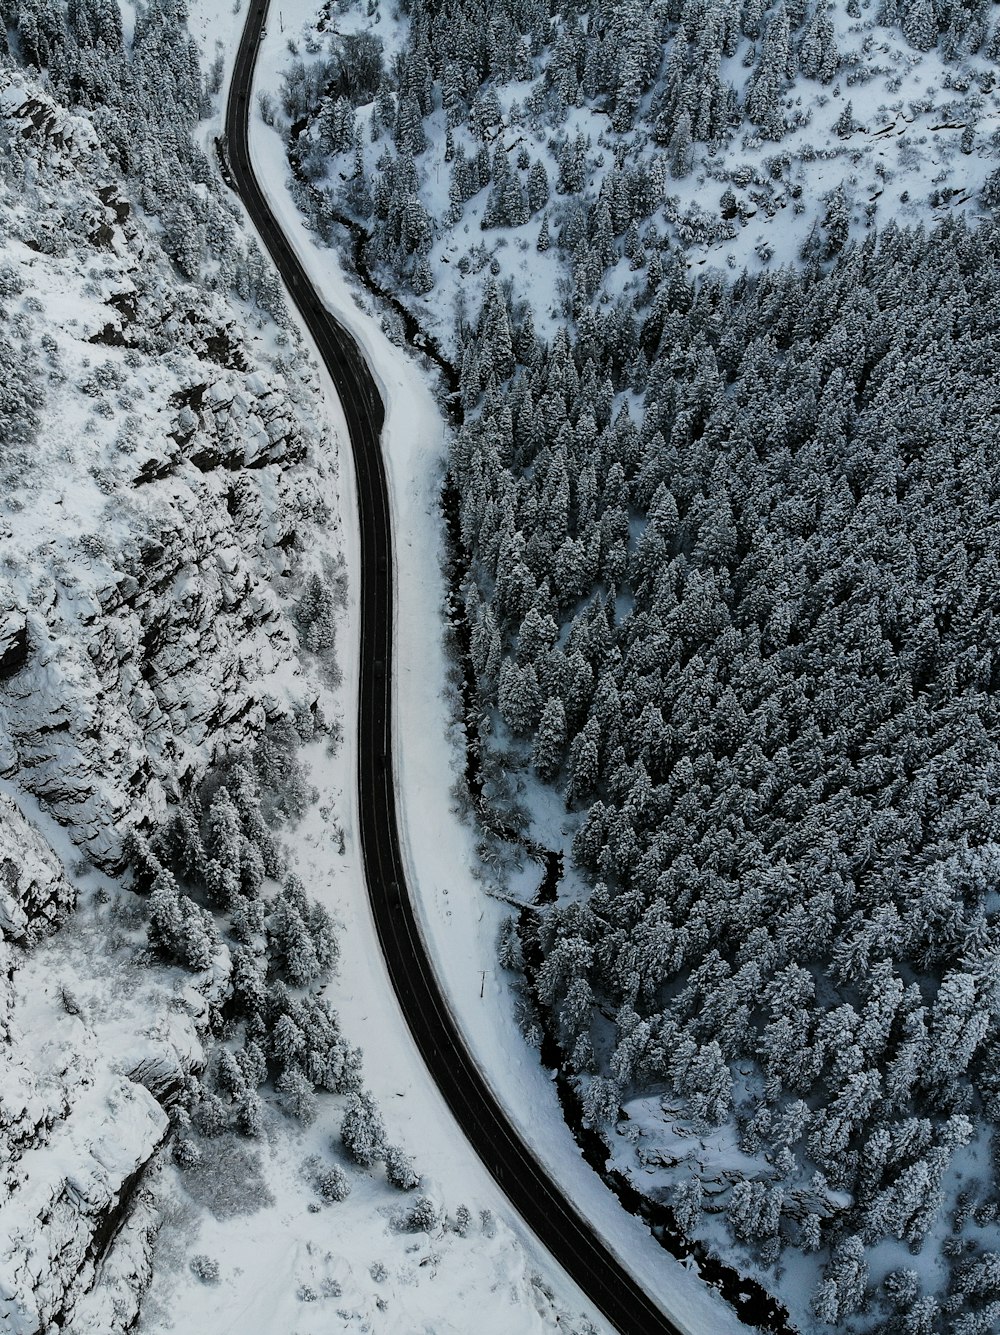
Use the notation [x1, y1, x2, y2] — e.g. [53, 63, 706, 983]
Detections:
[190, 1254, 220, 1284]
[173, 1136, 202, 1170]
[384, 1144, 419, 1191]
[316, 1163, 352, 1202]
[401, 1195, 440, 1233]
[182, 1136, 273, 1218]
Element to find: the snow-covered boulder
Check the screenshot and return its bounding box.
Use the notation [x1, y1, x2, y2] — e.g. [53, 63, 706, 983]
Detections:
[0, 796, 75, 943]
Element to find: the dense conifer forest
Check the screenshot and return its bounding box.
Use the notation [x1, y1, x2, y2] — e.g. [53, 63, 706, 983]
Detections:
[279, 0, 1000, 1325]
[456, 219, 1000, 1332]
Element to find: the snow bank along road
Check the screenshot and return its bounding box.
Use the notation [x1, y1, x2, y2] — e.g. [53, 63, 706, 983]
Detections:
[225, 6, 685, 1332]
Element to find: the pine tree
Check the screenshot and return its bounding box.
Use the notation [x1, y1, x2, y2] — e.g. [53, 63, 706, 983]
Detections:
[903, 0, 938, 49]
[669, 110, 694, 179]
[162, 806, 207, 884]
[533, 695, 566, 779]
[216, 1049, 246, 1097]
[821, 184, 851, 257]
[194, 1090, 229, 1138]
[480, 280, 515, 379]
[412, 254, 434, 295]
[745, 6, 791, 139]
[835, 100, 856, 137]
[236, 1038, 268, 1088]
[568, 716, 601, 806]
[277, 1066, 318, 1124]
[385, 1144, 419, 1190]
[527, 159, 549, 214]
[673, 1177, 704, 1235]
[498, 659, 543, 735]
[581, 1075, 621, 1126]
[235, 1090, 264, 1137]
[727, 1178, 783, 1246]
[272, 1013, 306, 1074]
[148, 868, 218, 970]
[230, 947, 267, 1016]
[148, 867, 187, 957]
[811, 1236, 868, 1324]
[204, 788, 242, 883]
[268, 890, 322, 986]
[404, 1195, 440, 1232]
[798, 2, 839, 81]
[341, 1090, 386, 1167]
[298, 571, 337, 653]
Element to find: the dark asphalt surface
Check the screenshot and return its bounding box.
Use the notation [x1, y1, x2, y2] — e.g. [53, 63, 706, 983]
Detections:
[224, 9, 688, 1332]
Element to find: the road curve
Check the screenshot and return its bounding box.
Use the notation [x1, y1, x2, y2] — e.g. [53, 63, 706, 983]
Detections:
[224, 10, 687, 1334]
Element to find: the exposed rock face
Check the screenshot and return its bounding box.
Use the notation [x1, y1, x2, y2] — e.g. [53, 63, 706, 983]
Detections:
[0, 607, 29, 681]
[0, 895, 171, 1334]
[0, 796, 211, 1334]
[0, 460, 301, 868]
[0, 1102, 167, 1333]
[0, 796, 76, 942]
[0, 81, 336, 871]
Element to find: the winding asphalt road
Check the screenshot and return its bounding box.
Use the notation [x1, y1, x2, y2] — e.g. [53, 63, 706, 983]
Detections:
[224, 9, 687, 1333]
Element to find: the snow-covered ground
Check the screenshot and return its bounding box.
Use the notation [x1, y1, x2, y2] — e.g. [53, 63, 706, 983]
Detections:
[191, 2, 748, 1331]
[270, 0, 1000, 361]
[117, 5, 609, 1332]
[138, 745, 596, 1335]
[0, 7, 605, 1330]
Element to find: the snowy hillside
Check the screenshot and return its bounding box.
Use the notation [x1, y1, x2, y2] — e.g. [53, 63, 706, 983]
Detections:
[0, 52, 336, 1328]
[0, 75, 329, 869]
[277, 0, 1000, 351]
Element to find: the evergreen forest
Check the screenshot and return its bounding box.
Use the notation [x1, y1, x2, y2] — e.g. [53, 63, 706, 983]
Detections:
[280, 0, 1000, 1326]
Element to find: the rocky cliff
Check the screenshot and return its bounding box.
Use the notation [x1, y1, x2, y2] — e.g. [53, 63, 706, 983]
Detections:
[0, 65, 342, 1334]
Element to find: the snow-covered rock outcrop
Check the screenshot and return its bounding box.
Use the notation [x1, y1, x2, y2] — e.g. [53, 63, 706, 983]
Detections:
[0, 77, 336, 870]
[0, 800, 185, 1335]
[0, 58, 340, 1334]
[0, 795, 75, 941]
[0, 977, 168, 1333]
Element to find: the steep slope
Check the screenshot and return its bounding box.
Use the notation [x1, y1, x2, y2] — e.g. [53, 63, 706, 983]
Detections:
[0, 75, 334, 869]
[0, 57, 342, 1331]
